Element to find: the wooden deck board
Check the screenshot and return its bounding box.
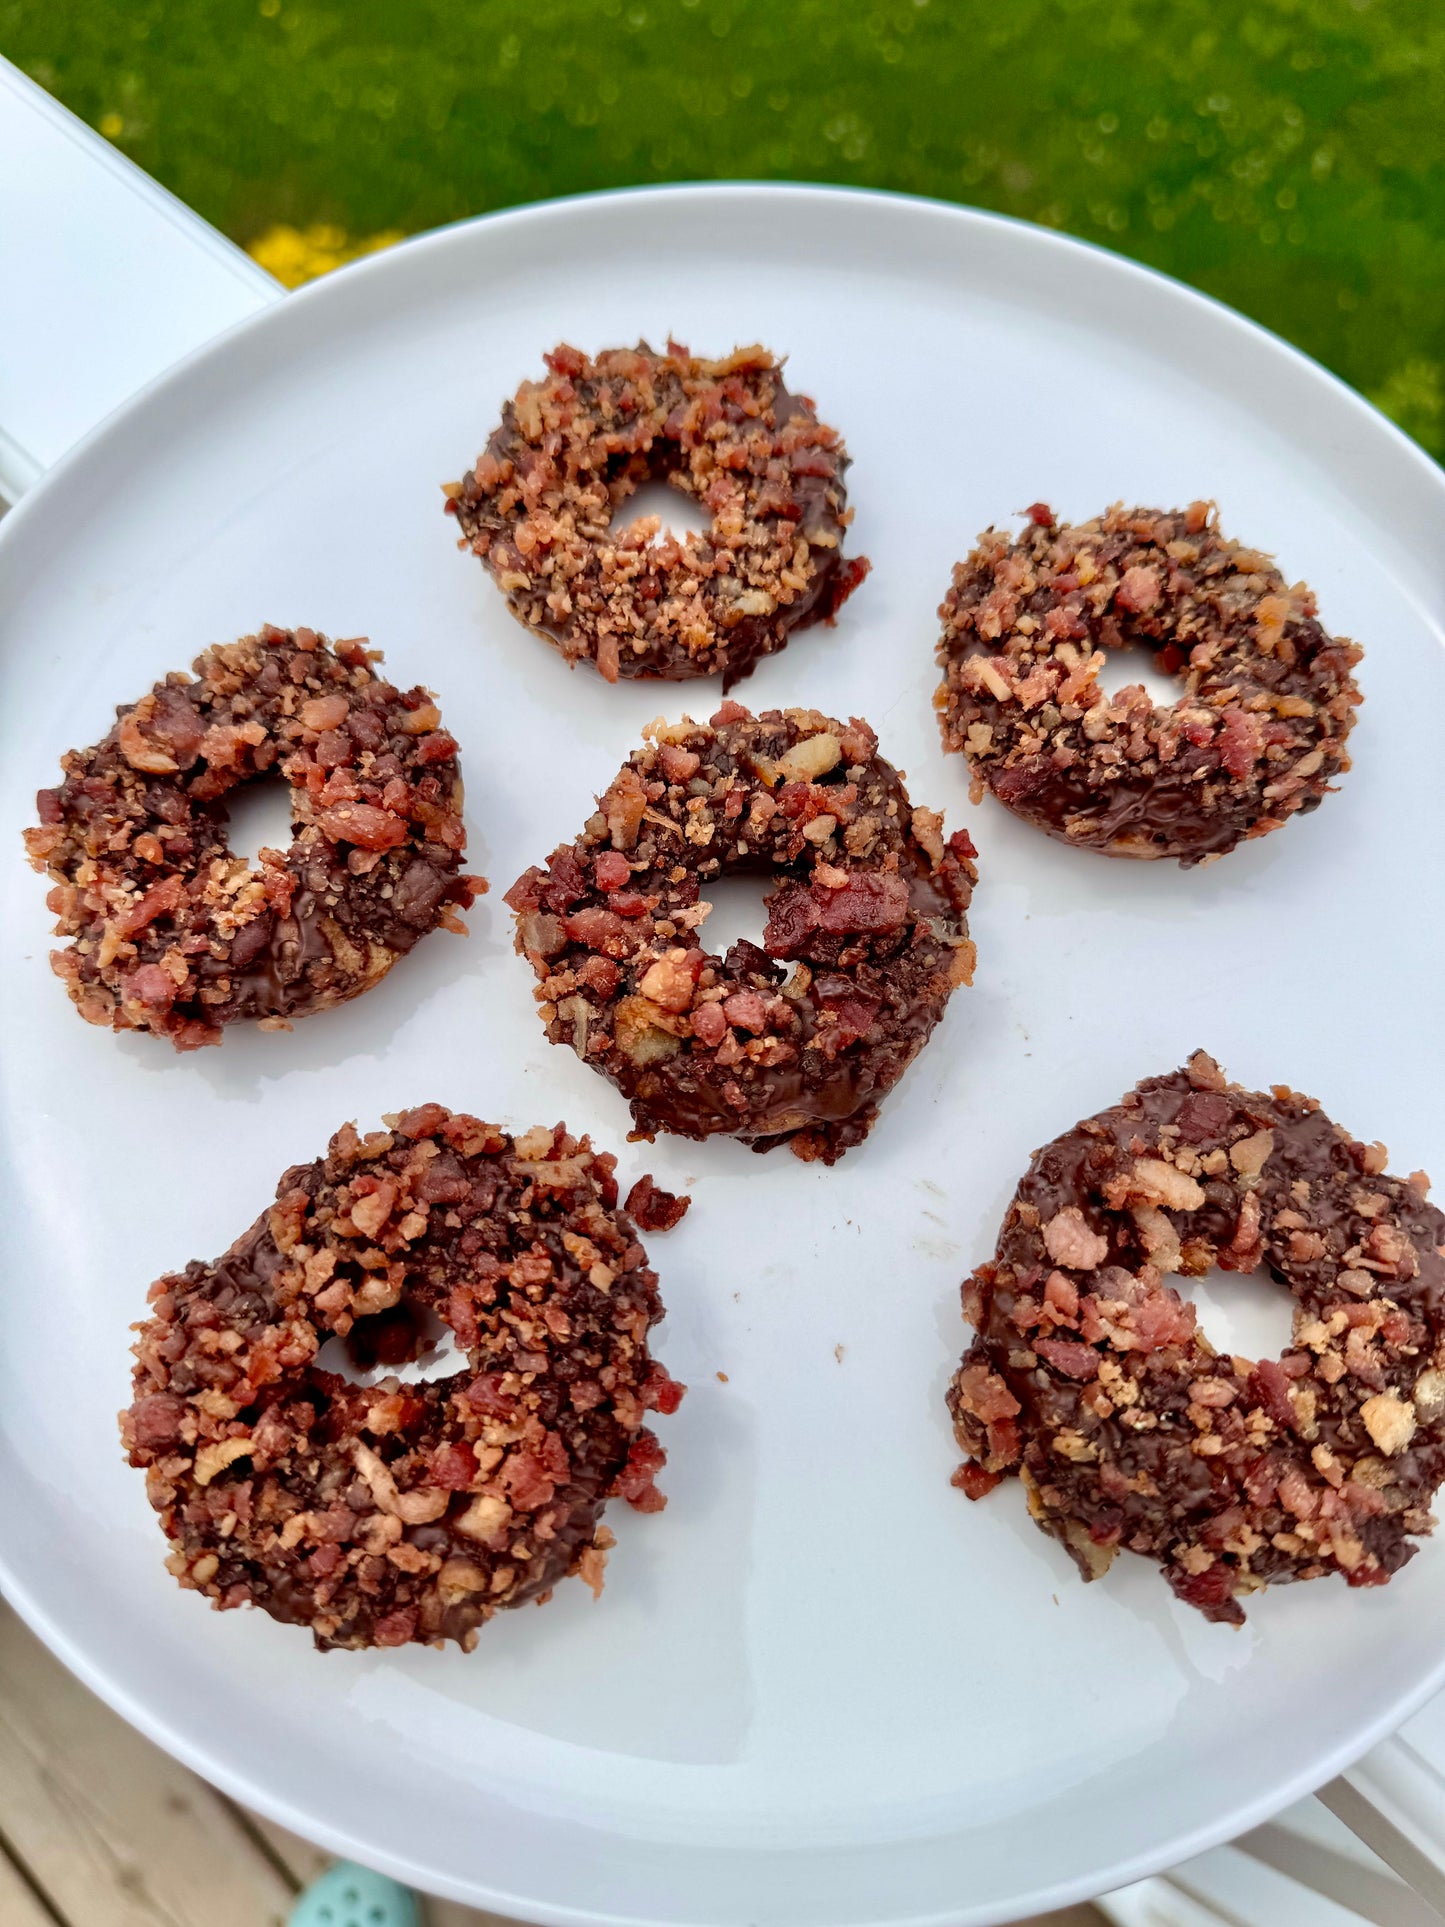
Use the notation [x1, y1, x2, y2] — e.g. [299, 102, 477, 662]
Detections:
[0, 1602, 1104, 1926]
[0, 1606, 294, 1927]
[0, 1845, 61, 1927]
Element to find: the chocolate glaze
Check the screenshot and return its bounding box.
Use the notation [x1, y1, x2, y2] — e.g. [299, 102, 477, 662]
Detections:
[25, 626, 481, 1049]
[447, 343, 869, 689]
[935, 504, 1362, 866]
[508, 703, 978, 1164]
[121, 1107, 682, 1651]
[949, 1055, 1445, 1624]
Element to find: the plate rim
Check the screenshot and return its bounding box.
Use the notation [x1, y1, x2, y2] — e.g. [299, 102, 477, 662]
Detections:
[3, 178, 1445, 1926]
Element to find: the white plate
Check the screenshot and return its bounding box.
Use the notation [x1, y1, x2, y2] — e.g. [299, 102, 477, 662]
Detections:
[2, 186, 1444, 1927]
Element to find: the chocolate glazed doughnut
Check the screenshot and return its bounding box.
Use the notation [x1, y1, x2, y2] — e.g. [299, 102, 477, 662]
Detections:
[121, 1107, 685, 1651]
[445, 342, 869, 689]
[949, 1054, 1445, 1625]
[934, 503, 1362, 865]
[507, 703, 978, 1165]
[24, 626, 483, 1050]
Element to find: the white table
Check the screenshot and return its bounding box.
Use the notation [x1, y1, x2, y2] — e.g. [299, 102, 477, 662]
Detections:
[2, 49, 1442, 1927]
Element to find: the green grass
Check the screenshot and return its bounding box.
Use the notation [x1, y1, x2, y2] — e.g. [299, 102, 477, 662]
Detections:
[5, 0, 1443, 456]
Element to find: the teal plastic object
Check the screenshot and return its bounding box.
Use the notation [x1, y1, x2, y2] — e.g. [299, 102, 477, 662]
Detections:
[287, 1862, 421, 1927]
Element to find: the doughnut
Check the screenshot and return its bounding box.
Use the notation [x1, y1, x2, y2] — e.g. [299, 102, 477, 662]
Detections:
[934, 503, 1362, 865]
[948, 1053, 1445, 1624]
[445, 342, 869, 688]
[121, 1106, 684, 1651]
[24, 625, 482, 1050]
[506, 703, 977, 1164]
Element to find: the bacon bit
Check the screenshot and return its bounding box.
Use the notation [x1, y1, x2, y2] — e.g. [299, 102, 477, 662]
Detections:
[1042, 1206, 1109, 1270]
[1248, 1357, 1297, 1430]
[349, 1181, 396, 1240]
[564, 906, 626, 950]
[431, 1442, 479, 1490]
[372, 1609, 419, 1647]
[764, 870, 910, 956]
[954, 1363, 1021, 1425]
[1043, 1270, 1080, 1323]
[659, 744, 701, 783]
[114, 873, 186, 939]
[128, 1393, 188, 1450]
[1035, 1338, 1100, 1380]
[641, 1362, 687, 1412]
[1129, 1283, 1197, 1353]
[1218, 708, 1265, 780]
[722, 988, 770, 1032]
[1115, 565, 1162, 614]
[1167, 1558, 1239, 1618]
[458, 1371, 516, 1419]
[615, 1430, 668, 1511]
[1276, 1464, 1317, 1519]
[315, 801, 408, 851]
[544, 342, 587, 378]
[301, 693, 350, 733]
[1179, 1094, 1233, 1133]
[415, 730, 459, 766]
[952, 1462, 1003, 1499]
[690, 1000, 727, 1048]
[625, 1176, 691, 1232]
[118, 709, 180, 774]
[123, 962, 179, 1010]
[1222, 1190, 1263, 1272]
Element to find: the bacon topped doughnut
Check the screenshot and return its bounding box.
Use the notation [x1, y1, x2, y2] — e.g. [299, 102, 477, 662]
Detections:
[121, 1106, 684, 1651]
[507, 704, 977, 1164]
[445, 342, 869, 689]
[24, 626, 482, 1050]
[935, 503, 1362, 865]
[949, 1054, 1445, 1625]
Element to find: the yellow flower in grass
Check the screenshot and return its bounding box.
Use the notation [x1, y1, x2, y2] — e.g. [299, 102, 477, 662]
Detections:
[246, 223, 406, 289]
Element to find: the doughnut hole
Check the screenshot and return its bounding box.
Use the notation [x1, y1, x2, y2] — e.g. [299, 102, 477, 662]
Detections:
[1098, 638, 1185, 711]
[614, 476, 711, 548]
[218, 772, 297, 866]
[313, 1302, 467, 1388]
[693, 871, 777, 958]
[1185, 1266, 1295, 1369]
